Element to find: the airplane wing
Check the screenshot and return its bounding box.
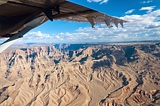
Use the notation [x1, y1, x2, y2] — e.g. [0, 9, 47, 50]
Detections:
[53, 1, 127, 28]
[0, 0, 127, 53]
[0, 0, 127, 32]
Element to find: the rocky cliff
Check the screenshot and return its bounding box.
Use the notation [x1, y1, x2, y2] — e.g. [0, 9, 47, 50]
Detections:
[0, 43, 160, 106]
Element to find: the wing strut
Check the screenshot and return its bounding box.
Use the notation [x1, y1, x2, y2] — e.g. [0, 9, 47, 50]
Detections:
[43, 5, 60, 21]
[0, 16, 46, 53]
[0, 28, 29, 53]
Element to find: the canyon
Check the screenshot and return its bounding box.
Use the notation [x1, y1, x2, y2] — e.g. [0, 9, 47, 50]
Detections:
[0, 43, 160, 106]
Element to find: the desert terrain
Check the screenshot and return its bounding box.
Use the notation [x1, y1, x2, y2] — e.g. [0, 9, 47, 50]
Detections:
[0, 43, 160, 106]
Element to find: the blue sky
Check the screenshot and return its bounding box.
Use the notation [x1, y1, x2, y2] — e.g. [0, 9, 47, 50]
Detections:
[17, 0, 160, 43]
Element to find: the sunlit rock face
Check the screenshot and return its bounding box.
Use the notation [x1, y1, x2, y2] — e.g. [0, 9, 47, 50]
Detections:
[0, 43, 160, 106]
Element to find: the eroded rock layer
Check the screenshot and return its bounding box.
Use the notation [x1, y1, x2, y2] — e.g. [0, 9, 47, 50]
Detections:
[0, 43, 160, 106]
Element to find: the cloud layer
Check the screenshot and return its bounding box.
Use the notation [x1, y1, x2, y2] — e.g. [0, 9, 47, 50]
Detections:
[19, 6, 160, 43]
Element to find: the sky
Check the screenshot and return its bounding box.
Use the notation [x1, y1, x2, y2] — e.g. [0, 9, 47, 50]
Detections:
[7, 0, 160, 43]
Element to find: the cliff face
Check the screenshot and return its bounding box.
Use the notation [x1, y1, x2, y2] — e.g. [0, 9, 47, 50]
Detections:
[0, 44, 160, 106]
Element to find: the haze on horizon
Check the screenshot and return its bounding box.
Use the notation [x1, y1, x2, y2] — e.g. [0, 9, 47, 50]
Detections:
[0, 0, 160, 44]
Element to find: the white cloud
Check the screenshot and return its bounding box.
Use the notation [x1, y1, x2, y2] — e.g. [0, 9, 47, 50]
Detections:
[56, 35, 60, 39]
[27, 31, 51, 38]
[140, 0, 153, 4]
[140, 6, 155, 13]
[21, 31, 52, 43]
[125, 9, 135, 14]
[87, 0, 108, 4]
[100, 0, 108, 4]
